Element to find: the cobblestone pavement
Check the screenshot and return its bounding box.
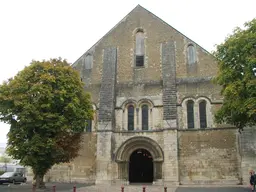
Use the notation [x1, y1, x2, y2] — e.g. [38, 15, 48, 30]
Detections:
[176, 186, 249, 192]
[72, 185, 177, 192]
[0, 183, 250, 192]
[73, 185, 249, 192]
[0, 182, 88, 192]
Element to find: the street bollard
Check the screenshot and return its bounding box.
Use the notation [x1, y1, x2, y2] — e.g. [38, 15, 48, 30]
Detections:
[73, 185, 76, 192]
[121, 186, 124, 192]
[143, 186, 146, 192]
[52, 185, 56, 192]
[32, 184, 36, 192]
[164, 186, 167, 192]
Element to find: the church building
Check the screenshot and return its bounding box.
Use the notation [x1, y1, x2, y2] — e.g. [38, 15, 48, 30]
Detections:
[44, 5, 256, 185]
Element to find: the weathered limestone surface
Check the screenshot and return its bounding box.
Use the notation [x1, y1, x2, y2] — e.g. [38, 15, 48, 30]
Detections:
[239, 127, 256, 184]
[96, 47, 117, 184]
[162, 130, 179, 185]
[178, 128, 240, 184]
[43, 133, 97, 183]
[95, 132, 113, 184]
[98, 47, 117, 124]
[161, 41, 177, 128]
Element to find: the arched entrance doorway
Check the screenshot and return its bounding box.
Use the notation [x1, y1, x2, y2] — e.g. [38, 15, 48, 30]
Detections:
[129, 149, 153, 183]
[115, 136, 164, 184]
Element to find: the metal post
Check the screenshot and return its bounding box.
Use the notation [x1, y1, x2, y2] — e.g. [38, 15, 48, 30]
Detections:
[164, 186, 167, 192]
[142, 186, 146, 192]
[52, 185, 56, 192]
[32, 184, 36, 192]
[121, 186, 124, 192]
[73, 185, 76, 192]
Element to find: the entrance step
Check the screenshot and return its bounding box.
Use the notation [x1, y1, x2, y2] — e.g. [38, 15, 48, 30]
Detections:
[75, 185, 177, 192]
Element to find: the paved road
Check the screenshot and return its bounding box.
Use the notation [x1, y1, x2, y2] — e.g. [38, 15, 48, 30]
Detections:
[0, 183, 250, 192]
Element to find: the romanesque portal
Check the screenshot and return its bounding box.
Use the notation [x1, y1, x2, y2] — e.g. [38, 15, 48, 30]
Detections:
[115, 137, 164, 183]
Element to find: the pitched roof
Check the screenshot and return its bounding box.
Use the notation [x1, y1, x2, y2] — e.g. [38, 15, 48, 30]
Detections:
[72, 4, 211, 66]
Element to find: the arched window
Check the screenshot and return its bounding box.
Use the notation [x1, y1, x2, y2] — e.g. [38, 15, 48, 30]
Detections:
[85, 119, 92, 132]
[85, 54, 93, 69]
[128, 105, 135, 130]
[135, 31, 145, 67]
[187, 44, 196, 65]
[141, 105, 149, 130]
[199, 101, 207, 128]
[187, 100, 194, 128]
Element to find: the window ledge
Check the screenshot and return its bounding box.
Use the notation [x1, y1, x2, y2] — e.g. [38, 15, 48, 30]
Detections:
[134, 66, 145, 69]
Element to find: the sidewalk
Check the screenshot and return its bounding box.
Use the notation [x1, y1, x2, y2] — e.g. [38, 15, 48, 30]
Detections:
[178, 184, 248, 188]
[71, 184, 249, 192]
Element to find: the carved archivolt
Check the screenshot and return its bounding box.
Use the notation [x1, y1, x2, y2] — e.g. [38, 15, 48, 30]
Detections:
[115, 136, 164, 162]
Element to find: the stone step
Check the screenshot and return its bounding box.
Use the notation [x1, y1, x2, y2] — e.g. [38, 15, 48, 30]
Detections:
[75, 185, 177, 192]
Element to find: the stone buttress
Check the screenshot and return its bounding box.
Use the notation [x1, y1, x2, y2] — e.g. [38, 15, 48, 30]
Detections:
[161, 41, 179, 185]
[95, 47, 117, 184]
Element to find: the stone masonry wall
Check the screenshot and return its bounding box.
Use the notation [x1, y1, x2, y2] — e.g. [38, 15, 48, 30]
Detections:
[72, 5, 218, 109]
[176, 81, 224, 129]
[44, 133, 97, 183]
[239, 127, 256, 184]
[178, 128, 240, 184]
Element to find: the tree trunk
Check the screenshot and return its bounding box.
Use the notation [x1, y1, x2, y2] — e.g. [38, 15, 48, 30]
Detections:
[35, 174, 46, 189]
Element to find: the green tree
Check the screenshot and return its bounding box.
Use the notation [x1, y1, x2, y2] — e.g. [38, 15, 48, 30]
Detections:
[0, 155, 11, 163]
[0, 58, 93, 188]
[213, 18, 256, 132]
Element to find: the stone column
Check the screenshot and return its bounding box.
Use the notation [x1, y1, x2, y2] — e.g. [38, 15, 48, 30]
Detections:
[95, 47, 117, 185]
[115, 161, 129, 185]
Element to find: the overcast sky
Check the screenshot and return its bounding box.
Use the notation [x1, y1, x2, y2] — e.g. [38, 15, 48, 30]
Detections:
[0, 0, 255, 147]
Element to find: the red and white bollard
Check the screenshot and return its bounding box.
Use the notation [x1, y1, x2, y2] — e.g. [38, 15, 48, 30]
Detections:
[32, 184, 36, 192]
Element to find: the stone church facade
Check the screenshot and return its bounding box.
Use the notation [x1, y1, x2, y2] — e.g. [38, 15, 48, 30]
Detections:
[42, 5, 256, 185]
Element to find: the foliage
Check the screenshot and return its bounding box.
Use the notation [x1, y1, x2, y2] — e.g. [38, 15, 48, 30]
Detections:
[0, 58, 93, 187]
[0, 155, 11, 163]
[213, 18, 256, 132]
